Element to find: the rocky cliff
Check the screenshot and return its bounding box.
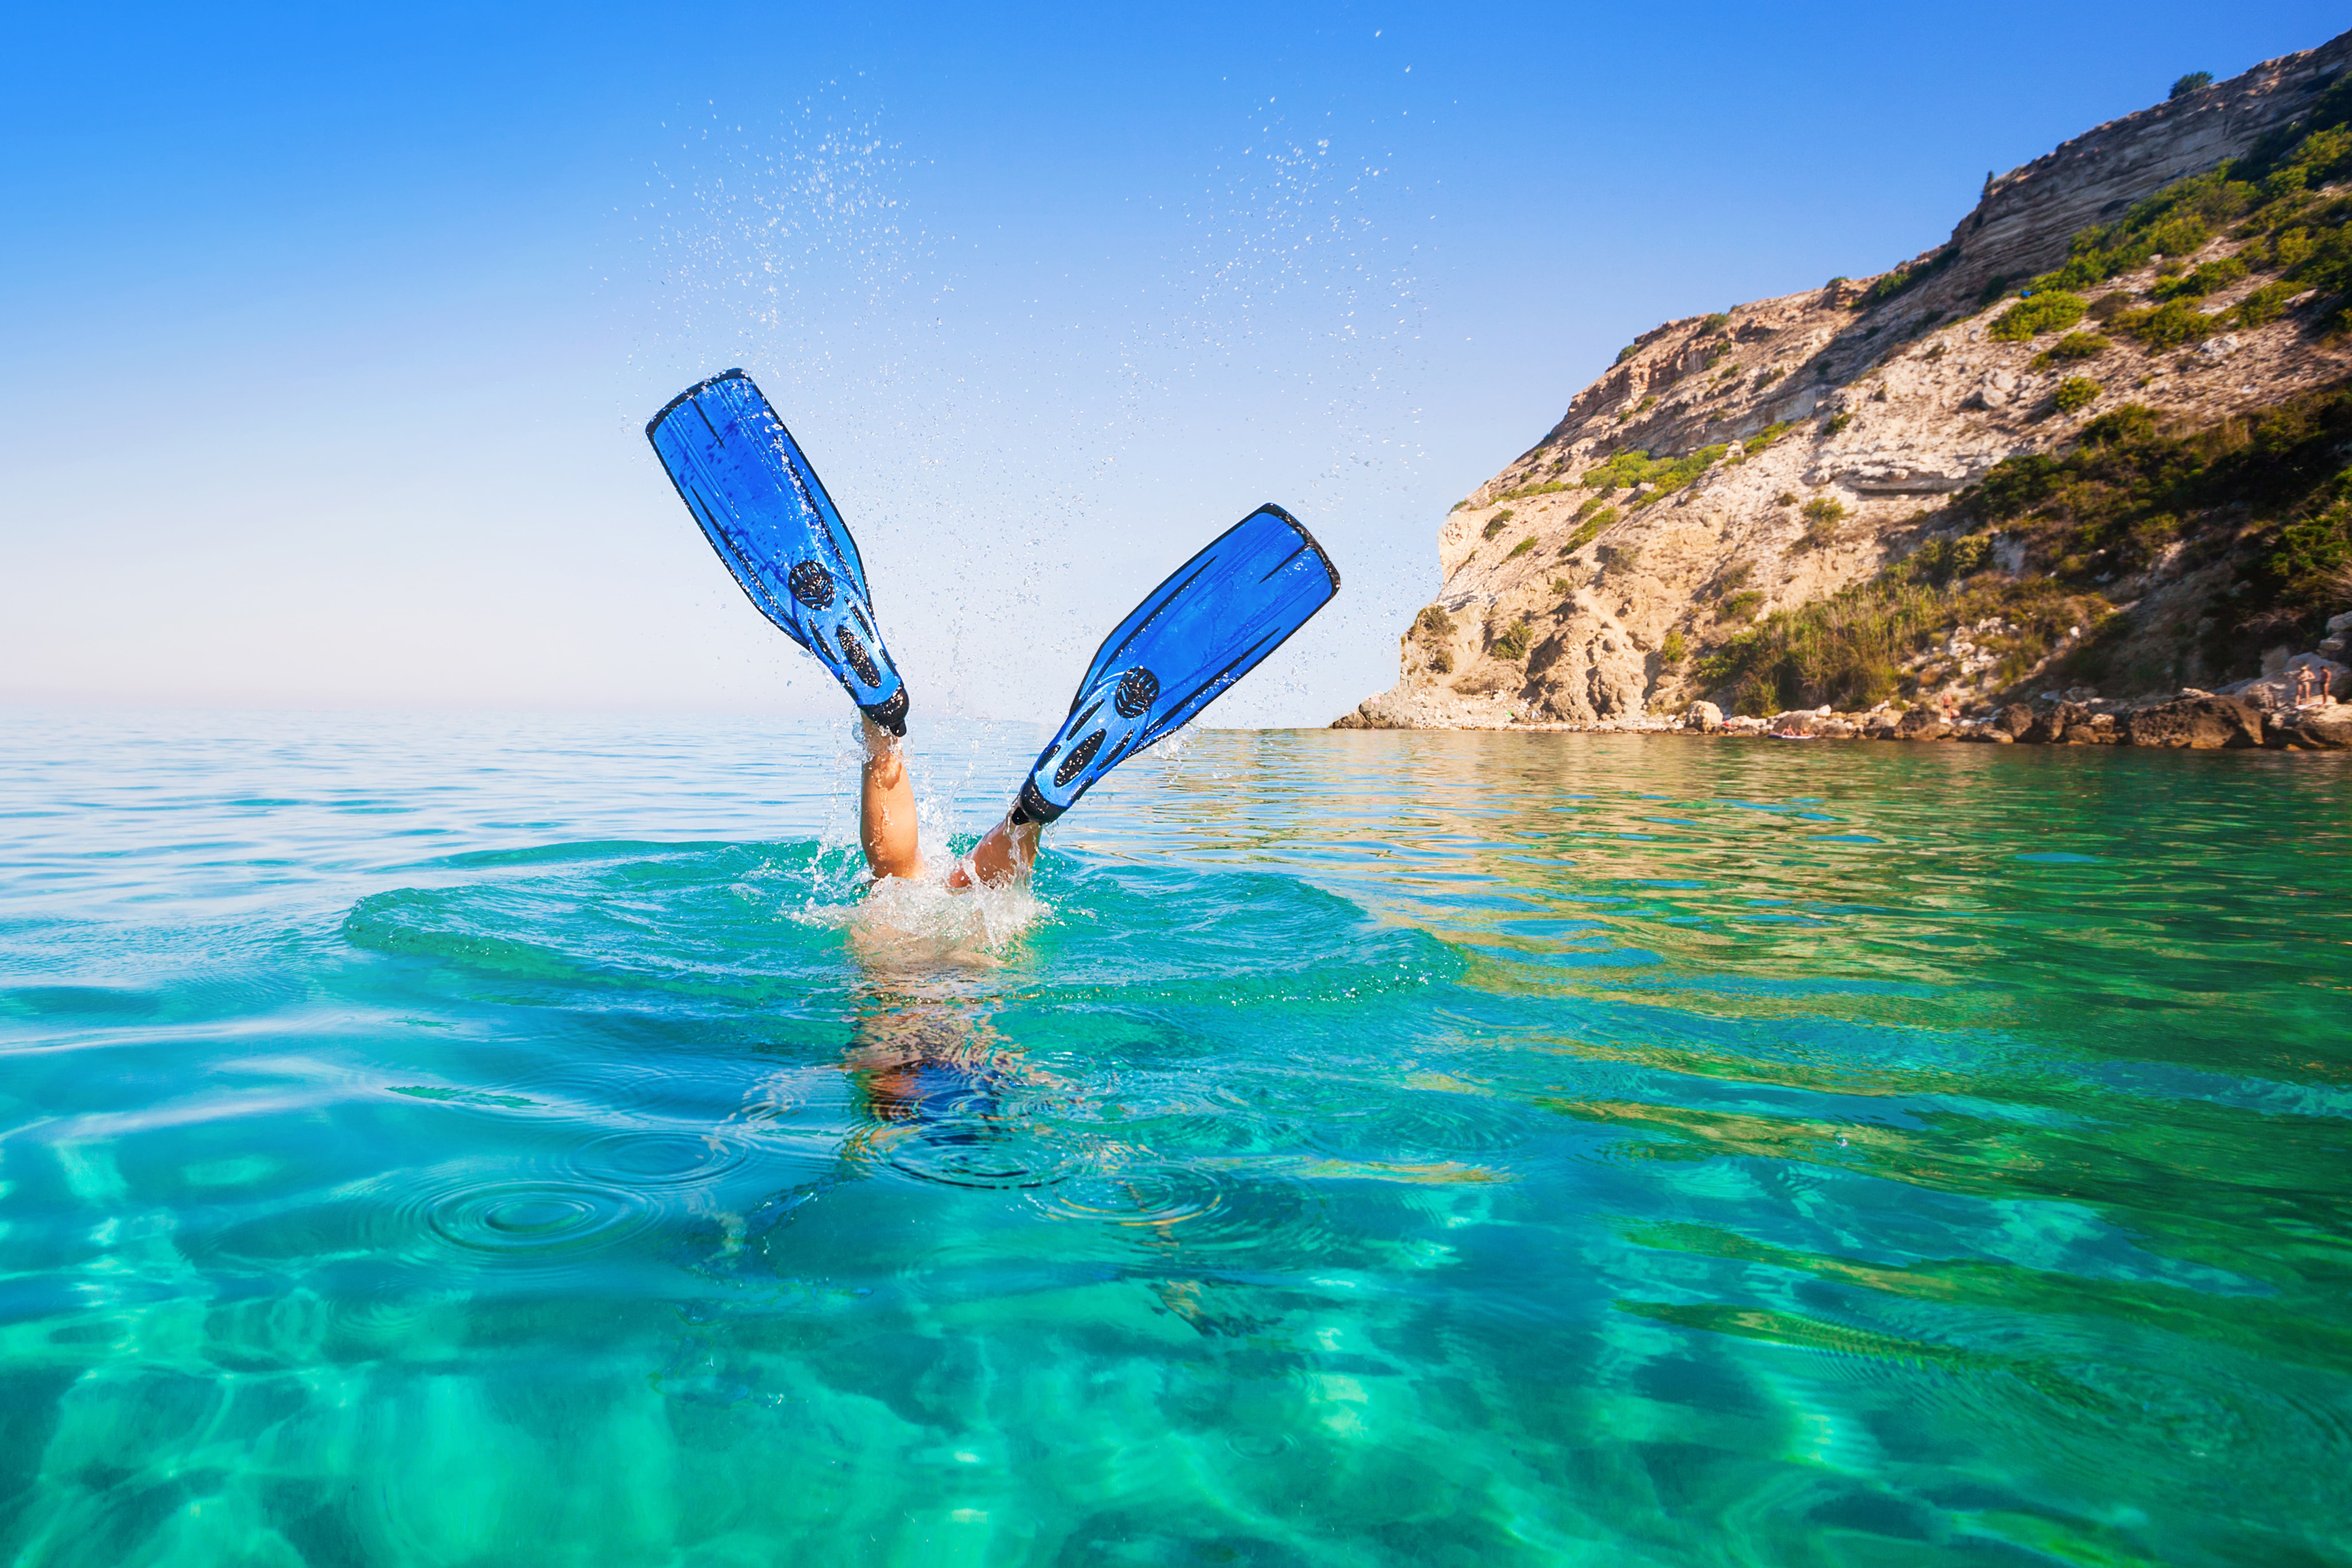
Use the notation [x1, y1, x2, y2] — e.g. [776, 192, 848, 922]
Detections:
[1342, 32, 2352, 735]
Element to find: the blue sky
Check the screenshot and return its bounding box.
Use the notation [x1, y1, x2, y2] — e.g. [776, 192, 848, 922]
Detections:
[2, 2, 2342, 723]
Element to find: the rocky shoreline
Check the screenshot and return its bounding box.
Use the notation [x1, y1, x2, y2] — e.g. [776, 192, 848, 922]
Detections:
[1335, 617, 2352, 750]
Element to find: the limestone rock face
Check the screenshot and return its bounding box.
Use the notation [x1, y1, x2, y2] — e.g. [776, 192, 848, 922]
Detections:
[1686, 700, 1723, 732]
[1524, 607, 1649, 724]
[2268, 706, 2352, 749]
[1920, 38, 2352, 317]
[2025, 702, 2089, 744]
[1340, 29, 2352, 731]
[2124, 696, 2265, 749]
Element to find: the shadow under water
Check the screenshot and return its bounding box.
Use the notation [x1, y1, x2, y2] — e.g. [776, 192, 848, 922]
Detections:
[0, 712, 2347, 1567]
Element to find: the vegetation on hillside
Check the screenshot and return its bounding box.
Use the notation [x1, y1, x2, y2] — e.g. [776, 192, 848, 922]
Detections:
[1576, 444, 1731, 506]
[1563, 506, 1619, 554]
[2030, 331, 2110, 369]
[1857, 246, 1956, 310]
[1997, 73, 2352, 341]
[1697, 389, 2352, 713]
[2053, 376, 2101, 412]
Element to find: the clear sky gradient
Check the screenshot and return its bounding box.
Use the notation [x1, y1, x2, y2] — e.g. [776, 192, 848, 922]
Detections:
[2, 2, 2341, 724]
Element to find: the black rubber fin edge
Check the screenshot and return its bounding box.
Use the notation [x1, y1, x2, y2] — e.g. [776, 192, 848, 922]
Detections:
[861, 689, 910, 738]
[1009, 779, 1059, 827]
[645, 371, 812, 652]
[1060, 502, 1339, 719]
[647, 372, 906, 727]
[645, 368, 749, 441]
[647, 369, 880, 628]
[1255, 503, 1342, 593]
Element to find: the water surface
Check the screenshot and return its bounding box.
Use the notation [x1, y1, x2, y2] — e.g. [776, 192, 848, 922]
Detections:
[3, 710, 2348, 1567]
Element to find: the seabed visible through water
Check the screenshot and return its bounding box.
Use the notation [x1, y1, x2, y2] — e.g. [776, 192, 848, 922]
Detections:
[2, 709, 2347, 1567]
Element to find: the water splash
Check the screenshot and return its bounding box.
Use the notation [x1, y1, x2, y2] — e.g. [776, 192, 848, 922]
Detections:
[625, 87, 1439, 727]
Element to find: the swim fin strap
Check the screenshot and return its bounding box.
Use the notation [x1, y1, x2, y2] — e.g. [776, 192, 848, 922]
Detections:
[646, 370, 909, 734]
[1012, 504, 1340, 825]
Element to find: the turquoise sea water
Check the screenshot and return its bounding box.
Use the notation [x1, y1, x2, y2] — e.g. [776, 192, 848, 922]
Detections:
[3, 709, 2349, 1567]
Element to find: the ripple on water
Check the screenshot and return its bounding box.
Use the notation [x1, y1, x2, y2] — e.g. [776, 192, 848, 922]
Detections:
[562, 1129, 750, 1189]
[411, 1173, 659, 1273]
[1136, 1167, 1341, 1266]
[1305, 1090, 1530, 1160]
[863, 1117, 1093, 1190]
[1029, 1163, 1234, 1228]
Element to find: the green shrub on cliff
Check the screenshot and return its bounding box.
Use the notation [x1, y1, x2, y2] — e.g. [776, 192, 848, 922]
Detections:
[1857, 247, 1956, 310]
[2170, 71, 2212, 100]
[1698, 312, 1730, 334]
[1989, 291, 2089, 340]
[1744, 421, 1796, 455]
[1491, 619, 1534, 660]
[1507, 537, 1538, 559]
[1908, 533, 1993, 584]
[1414, 605, 1456, 640]
[2110, 299, 2219, 348]
[1578, 444, 1729, 508]
[2031, 331, 2111, 369]
[1482, 509, 1516, 540]
[1798, 497, 1847, 550]
[2151, 257, 2247, 300]
[1563, 507, 1619, 553]
[1709, 560, 1755, 597]
[2054, 377, 2102, 413]
[2232, 280, 2302, 327]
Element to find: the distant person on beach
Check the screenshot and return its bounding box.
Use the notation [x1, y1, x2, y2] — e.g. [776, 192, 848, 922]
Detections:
[2295, 665, 2314, 706]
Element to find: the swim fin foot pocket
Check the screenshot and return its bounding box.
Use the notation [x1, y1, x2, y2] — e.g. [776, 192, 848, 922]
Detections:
[646, 370, 910, 735]
[1010, 504, 1340, 825]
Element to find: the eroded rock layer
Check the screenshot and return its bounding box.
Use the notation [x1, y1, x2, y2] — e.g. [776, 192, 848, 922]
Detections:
[1344, 31, 2352, 733]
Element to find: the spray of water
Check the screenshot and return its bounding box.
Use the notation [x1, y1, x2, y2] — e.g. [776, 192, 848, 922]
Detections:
[626, 85, 1436, 729]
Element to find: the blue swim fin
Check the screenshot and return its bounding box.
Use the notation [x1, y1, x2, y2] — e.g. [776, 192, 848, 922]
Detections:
[1012, 505, 1340, 824]
[646, 370, 910, 734]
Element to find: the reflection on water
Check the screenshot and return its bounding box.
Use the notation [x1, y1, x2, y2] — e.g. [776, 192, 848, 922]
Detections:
[1, 710, 2347, 1567]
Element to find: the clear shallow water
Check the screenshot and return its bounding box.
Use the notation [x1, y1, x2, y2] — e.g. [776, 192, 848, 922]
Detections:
[3, 708, 2349, 1568]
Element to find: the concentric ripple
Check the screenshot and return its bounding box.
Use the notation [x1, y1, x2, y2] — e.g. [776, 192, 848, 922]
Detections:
[563, 1129, 750, 1189]
[1029, 1164, 1232, 1228]
[863, 1117, 1092, 1189]
[417, 1176, 657, 1268]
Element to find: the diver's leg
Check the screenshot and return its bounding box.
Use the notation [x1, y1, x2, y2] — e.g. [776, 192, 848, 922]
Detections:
[859, 717, 924, 881]
[947, 814, 1041, 891]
